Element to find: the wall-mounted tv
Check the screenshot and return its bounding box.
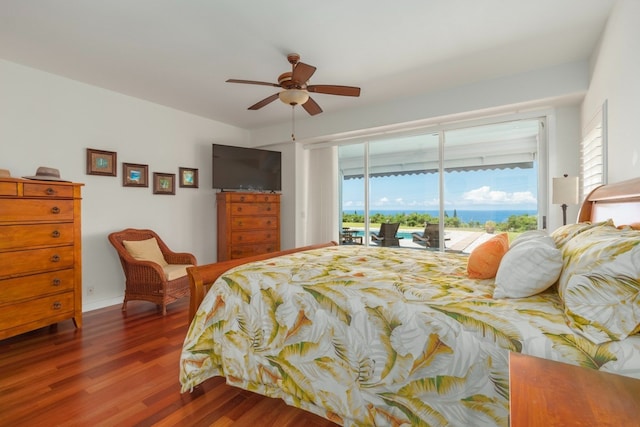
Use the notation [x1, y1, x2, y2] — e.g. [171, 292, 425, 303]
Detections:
[212, 143, 282, 192]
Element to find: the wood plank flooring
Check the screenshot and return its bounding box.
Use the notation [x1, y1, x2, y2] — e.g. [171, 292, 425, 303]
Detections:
[0, 298, 339, 427]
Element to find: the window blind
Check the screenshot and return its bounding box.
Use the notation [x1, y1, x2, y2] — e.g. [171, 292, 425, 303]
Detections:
[580, 101, 607, 199]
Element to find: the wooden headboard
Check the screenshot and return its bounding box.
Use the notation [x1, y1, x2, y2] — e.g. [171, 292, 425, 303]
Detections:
[577, 177, 640, 225]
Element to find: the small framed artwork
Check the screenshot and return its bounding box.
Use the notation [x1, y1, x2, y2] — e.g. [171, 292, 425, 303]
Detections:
[86, 148, 117, 176]
[122, 163, 149, 187]
[153, 172, 175, 195]
[179, 167, 199, 188]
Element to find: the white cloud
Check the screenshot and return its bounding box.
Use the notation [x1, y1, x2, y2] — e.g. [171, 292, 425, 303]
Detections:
[343, 200, 364, 208]
[462, 186, 536, 204]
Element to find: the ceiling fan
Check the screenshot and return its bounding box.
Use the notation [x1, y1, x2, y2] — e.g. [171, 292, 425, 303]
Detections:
[226, 53, 361, 116]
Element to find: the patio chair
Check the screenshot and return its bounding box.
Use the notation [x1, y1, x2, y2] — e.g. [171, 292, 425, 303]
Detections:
[412, 223, 449, 248]
[108, 228, 197, 315]
[370, 222, 403, 247]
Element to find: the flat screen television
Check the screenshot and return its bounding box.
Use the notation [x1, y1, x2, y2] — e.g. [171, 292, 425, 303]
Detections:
[212, 143, 282, 192]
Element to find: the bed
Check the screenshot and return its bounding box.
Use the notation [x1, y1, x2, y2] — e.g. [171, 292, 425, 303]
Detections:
[179, 177, 640, 427]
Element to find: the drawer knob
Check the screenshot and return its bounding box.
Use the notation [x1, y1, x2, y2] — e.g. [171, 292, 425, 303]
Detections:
[267, 207, 271, 211]
[266, 220, 271, 225]
[52, 230, 61, 238]
[238, 236, 243, 241]
[46, 187, 56, 195]
[238, 221, 243, 226]
[51, 254, 61, 262]
[266, 234, 271, 238]
[53, 302, 62, 310]
[52, 278, 61, 286]
[237, 207, 242, 212]
[51, 206, 61, 214]
[240, 196, 245, 202]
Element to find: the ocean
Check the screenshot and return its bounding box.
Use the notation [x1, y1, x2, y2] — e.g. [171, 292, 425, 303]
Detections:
[344, 210, 537, 224]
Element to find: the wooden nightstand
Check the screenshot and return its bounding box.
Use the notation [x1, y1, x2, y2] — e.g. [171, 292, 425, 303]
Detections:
[509, 352, 640, 426]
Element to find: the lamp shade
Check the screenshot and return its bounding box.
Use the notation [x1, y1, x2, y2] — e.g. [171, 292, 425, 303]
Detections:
[552, 175, 579, 205]
[279, 89, 309, 106]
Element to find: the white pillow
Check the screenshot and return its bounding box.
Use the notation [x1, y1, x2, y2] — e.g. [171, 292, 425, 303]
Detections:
[509, 230, 552, 249]
[493, 237, 562, 298]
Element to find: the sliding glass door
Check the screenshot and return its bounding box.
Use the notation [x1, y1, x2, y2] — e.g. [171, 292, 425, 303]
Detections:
[339, 118, 543, 251]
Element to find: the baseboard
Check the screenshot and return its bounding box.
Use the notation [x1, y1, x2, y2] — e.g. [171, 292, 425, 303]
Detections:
[83, 296, 123, 312]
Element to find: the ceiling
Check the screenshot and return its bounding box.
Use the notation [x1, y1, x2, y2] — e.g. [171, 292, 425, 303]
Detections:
[0, 1, 616, 130]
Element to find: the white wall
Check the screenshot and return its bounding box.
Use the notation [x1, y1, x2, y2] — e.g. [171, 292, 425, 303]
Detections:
[549, 106, 582, 228]
[0, 59, 249, 311]
[583, 0, 640, 183]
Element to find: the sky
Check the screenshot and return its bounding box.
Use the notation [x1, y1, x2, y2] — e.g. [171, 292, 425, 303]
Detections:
[342, 166, 538, 212]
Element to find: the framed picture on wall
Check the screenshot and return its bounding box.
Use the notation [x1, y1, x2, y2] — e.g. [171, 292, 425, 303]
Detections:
[153, 172, 175, 195]
[179, 167, 198, 188]
[86, 148, 117, 176]
[122, 163, 149, 187]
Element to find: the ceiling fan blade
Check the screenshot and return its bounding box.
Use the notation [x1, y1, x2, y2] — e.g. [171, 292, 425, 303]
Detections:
[227, 79, 280, 87]
[291, 62, 316, 85]
[248, 93, 279, 110]
[307, 85, 361, 97]
[302, 97, 323, 116]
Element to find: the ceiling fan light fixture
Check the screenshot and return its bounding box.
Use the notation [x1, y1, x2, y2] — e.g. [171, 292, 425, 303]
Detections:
[279, 89, 309, 106]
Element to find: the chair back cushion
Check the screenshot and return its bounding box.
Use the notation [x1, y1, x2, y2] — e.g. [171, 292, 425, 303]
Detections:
[122, 237, 169, 267]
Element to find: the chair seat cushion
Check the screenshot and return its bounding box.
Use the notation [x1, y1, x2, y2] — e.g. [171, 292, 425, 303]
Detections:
[163, 264, 194, 281]
[122, 237, 169, 267]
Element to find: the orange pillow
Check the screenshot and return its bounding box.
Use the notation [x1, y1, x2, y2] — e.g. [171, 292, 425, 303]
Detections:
[467, 233, 509, 279]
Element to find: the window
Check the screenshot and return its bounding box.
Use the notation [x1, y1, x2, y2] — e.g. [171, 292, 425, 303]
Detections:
[339, 117, 544, 252]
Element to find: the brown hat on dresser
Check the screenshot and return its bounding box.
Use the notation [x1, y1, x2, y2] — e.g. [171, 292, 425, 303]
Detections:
[0, 169, 10, 177]
[23, 166, 69, 182]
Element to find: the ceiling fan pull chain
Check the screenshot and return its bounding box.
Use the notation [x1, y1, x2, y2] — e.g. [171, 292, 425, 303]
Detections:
[291, 106, 296, 141]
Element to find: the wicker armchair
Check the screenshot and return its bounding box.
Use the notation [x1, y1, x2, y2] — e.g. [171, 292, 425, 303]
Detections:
[108, 228, 196, 315]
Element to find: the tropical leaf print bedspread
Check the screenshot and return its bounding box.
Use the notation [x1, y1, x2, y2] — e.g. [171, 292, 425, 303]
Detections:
[179, 245, 640, 427]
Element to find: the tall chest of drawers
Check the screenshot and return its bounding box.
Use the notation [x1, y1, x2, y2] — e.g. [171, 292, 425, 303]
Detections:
[216, 192, 280, 261]
[0, 178, 83, 340]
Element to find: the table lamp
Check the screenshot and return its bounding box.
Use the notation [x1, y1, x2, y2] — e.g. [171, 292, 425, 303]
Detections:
[552, 174, 579, 225]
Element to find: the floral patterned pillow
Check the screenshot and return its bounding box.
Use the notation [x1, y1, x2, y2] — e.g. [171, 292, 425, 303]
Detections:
[550, 219, 614, 250]
[558, 224, 640, 344]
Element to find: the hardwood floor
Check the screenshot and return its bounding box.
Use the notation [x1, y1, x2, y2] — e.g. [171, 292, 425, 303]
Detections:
[0, 298, 339, 427]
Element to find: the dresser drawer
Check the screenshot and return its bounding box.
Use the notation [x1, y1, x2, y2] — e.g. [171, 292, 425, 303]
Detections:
[0, 181, 18, 196]
[229, 216, 278, 230]
[23, 182, 74, 198]
[0, 292, 74, 331]
[0, 246, 75, 278]
[0, 223, 74, 250]
[230, 243, 280, 259]
[0, 199, 74, 222]
[0, 269, 75, 304]
[231, 202, 279, 216]
[227, 193, 280, 203]
[231, 230, 278, 244]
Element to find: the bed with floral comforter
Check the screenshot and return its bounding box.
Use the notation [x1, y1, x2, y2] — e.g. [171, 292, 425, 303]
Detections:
[180, 241, 640, 426]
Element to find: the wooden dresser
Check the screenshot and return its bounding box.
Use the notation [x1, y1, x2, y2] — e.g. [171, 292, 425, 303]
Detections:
[0, 178, 83, 340]
[216, 192, 280, 261]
